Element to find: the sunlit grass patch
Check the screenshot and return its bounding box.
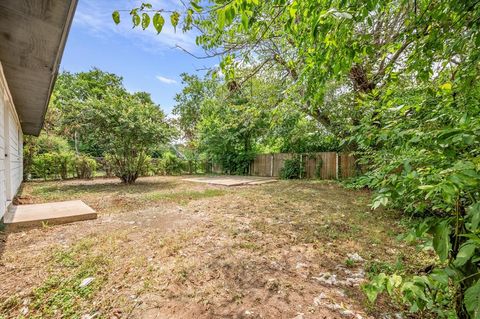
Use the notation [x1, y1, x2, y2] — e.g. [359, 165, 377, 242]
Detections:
[20, 237, 112, 318]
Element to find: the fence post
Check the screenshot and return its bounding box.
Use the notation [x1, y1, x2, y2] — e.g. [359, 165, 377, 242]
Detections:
[270, 154, 274, 177]
[336, 153, 339, 179]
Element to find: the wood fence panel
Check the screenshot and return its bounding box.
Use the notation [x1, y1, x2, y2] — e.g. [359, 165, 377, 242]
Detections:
[265, 154, 272, 177]
[251, 154, 272, 177]
[250, 156, 257, 176]
[304, 154, 316, 179]
[339, 153, 356, 178]
[313, 152, 335, 179]
[272, 153, 293, 177]
[250, 152, 354, 179]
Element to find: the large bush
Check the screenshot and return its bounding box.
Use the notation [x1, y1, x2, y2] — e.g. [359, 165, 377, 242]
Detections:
[78, 90, 174, 184]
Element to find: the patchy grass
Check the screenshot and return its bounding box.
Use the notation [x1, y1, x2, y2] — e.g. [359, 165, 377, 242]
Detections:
[142, 189, 226, 204]
[0, 176, 433, 318]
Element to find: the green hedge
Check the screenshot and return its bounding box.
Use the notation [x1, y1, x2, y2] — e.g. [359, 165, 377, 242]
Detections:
[31, 152, 97, 180]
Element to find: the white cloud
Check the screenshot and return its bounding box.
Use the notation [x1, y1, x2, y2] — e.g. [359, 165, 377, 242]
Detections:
[73, 0, 199, 54]
[156, 75, 177, 84]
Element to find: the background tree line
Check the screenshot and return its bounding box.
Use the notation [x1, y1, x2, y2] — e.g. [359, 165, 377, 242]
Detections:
[26, 67, 338, 182]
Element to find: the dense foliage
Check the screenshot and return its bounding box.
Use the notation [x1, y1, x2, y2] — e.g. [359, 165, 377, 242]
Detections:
[25, 69, 175, 184]
[26, 134, 97, 180]
[173, 71, 340, 174]
[118, 0, 480, 317]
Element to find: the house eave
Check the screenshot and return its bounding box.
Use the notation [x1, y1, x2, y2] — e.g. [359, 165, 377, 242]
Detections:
[0, 0, 78, 136]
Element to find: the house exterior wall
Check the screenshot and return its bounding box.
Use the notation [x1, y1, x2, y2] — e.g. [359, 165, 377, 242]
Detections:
[0, 61, 23, 219]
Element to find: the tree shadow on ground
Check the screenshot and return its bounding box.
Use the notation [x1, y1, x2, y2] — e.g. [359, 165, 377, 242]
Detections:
[21, 180, 179, 197]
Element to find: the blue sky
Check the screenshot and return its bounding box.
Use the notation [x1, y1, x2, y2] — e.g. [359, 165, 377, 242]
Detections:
[60, 0, 218, 114]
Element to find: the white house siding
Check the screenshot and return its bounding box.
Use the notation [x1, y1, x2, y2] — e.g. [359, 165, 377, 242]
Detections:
[0, 61, 23, 219]
[8, 109, 22, 195]
[0, 81, 6, 219]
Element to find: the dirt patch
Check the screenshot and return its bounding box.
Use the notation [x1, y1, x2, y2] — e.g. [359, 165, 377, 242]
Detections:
[0, 176, 432, 318]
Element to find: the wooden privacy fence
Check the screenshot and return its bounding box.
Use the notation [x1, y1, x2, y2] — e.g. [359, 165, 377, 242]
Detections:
[249, 152, 356, 179]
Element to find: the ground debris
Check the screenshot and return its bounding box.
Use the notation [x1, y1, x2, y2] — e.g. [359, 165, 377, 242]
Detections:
[79, 277, 95, 288]
[346, 252, 364, 262]
[313, 272, 337, 285]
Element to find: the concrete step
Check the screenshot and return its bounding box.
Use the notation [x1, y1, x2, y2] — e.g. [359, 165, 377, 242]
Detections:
[3, 200, 96, 231]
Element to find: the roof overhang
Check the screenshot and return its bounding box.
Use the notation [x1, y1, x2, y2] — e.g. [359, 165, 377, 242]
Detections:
[0, 0, 78, 136]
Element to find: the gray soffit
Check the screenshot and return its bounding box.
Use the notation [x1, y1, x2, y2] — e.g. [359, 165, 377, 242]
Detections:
[0, 0, 78, 135]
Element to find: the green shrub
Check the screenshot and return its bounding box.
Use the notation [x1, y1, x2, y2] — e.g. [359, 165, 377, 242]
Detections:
[280, 156, 305, 179]
[32, 151, 75, 180]
[32, 153, 55, 180]
[157, 152, 186, 175]
[24, 134, 73, 180]
[56, 152, 75, 179]
[74, 155, 97, 179]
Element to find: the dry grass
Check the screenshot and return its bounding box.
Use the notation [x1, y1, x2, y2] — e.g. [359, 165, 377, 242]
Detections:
[0, 176, 432, 319]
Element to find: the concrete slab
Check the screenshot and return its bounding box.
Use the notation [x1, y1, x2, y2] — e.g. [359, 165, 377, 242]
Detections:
[3, 200, 96, 231]
[183, 176, 277, 186]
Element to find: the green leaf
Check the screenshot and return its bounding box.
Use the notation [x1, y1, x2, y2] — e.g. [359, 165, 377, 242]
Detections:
[132, 12, 141, 27]
[140, 3, 152, 10]
[363, 283, 380, 303]
[418, 185, 434, 190]
[170, 11, 180, 31]
[372, 195, 388, 209]
[190, 1, 203, 12]
[432, 220, 451, 262]
[386, 274, 402, 295]
[430, 268, 449, 285]
[362, 273, 387, 303]
[465, 280, 480, 318]
[440, 82, 452, 90]
[217, 9, 225, 29]
[112, 11, 120, 24]
[141, 13, 150, 30]
[454, 242, 477, 267]
[153, 13, 165, 34]
[468, 203, 480, 231]
[241, 13, 249, 30]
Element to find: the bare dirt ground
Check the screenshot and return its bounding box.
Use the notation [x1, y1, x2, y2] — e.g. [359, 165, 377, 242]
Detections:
[0, 176, 430, 319]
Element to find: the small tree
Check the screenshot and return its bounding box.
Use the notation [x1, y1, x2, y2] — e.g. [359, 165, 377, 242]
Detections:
[80, 89, 173, 184]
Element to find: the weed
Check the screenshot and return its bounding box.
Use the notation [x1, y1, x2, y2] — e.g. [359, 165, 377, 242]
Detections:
[26, 238, 111, 317]
[345, 258, 356, 268]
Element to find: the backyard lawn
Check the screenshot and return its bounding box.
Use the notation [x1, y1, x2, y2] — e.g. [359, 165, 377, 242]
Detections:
[0, 176, 431, 318]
